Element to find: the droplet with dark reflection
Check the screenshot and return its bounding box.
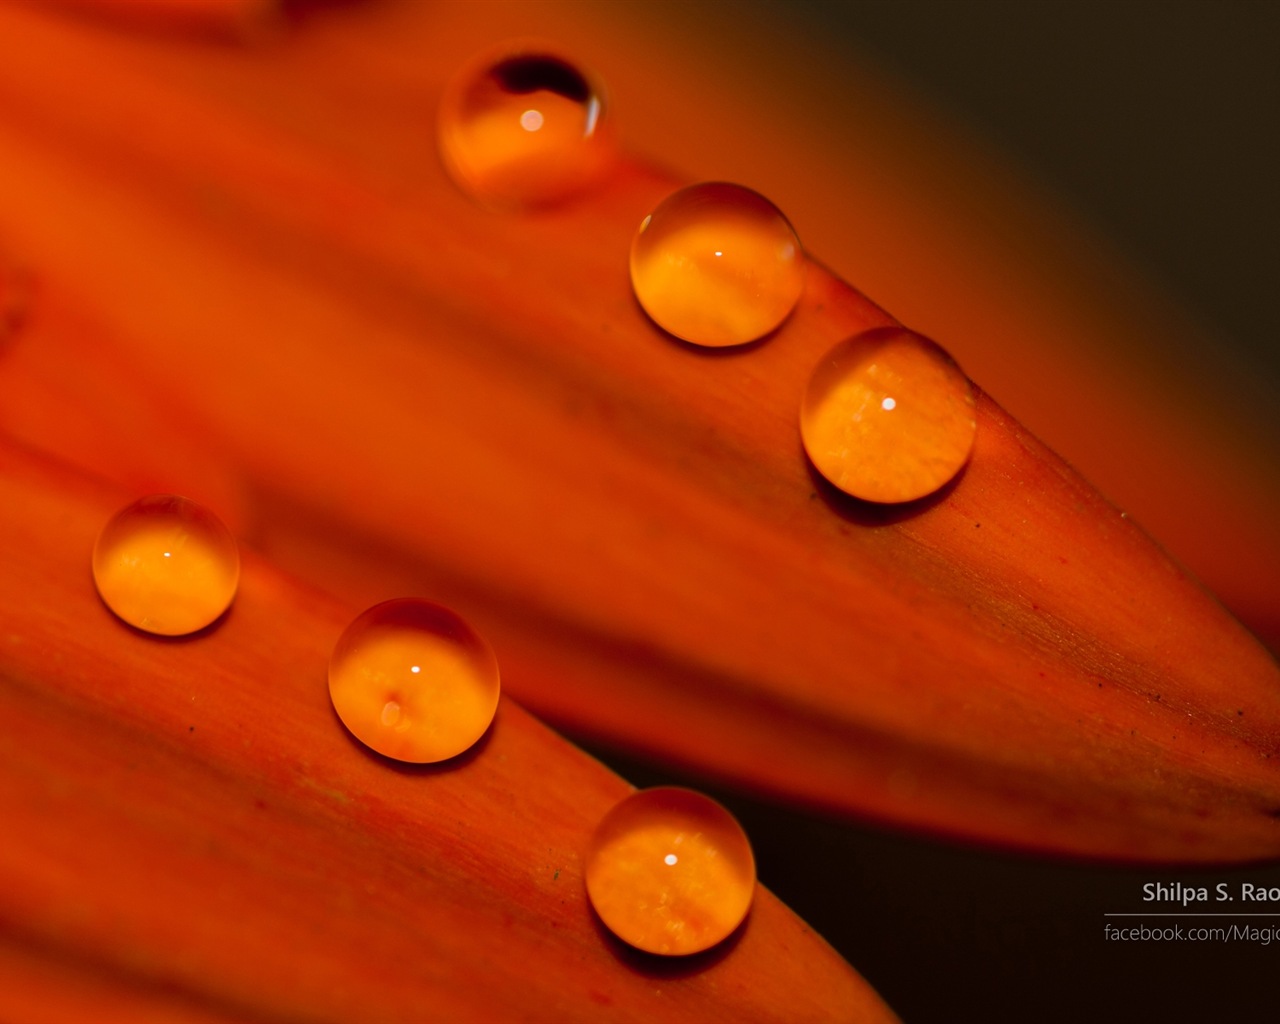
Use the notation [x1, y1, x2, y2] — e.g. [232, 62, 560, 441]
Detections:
[439, 46, 612, 208]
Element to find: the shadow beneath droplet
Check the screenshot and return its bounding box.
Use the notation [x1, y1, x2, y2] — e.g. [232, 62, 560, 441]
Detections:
[802, 446, 970, 528]
[587, 899, 748, 978]
[101, 597, 235, 643]
[328, 696, 500, 776]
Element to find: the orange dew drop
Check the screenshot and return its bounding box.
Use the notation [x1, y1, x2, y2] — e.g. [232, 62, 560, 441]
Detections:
[92, 495, 239, 636]
[801, 326, 977, 503]
[438, 44, 613, 208]
[328, 599, 500, 763]
[629, 182, 804, 347]
[584, 787, 756, 956]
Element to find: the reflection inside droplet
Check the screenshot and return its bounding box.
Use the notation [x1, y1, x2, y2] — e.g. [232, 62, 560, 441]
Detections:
[801, 326, 976, 503]
[92, 494, 239, 636]
[630, 182, 805, 347]
[584, 787, 755, 955]
[329, 598, 500, 763]
[438, 46, 614, 208]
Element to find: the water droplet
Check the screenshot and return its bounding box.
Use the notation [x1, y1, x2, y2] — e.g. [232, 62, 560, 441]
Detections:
[328, 598, 500, 763]
[438, 45, 613, 208]
[92, 495, 239, 636]
[630, 182, 804, 347]
[584, 787, 755, 955]
[801, 326, 976, 503]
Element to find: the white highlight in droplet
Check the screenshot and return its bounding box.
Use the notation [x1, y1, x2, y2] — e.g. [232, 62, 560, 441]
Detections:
[520, 109, 544, 132]
[583, 96, 601, 137]
[881, 396, 897, 411]
[664, 853, 678, 866]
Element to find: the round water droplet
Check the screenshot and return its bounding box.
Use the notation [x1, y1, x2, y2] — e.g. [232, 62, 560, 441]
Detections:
[584, 787, 755, 956]
[800, 326, 977, 503]
[438, 44, 613, 208]
[92, 495, 239, 636]
[630, 182, 804, 347]
[328, 598, 500, 763]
